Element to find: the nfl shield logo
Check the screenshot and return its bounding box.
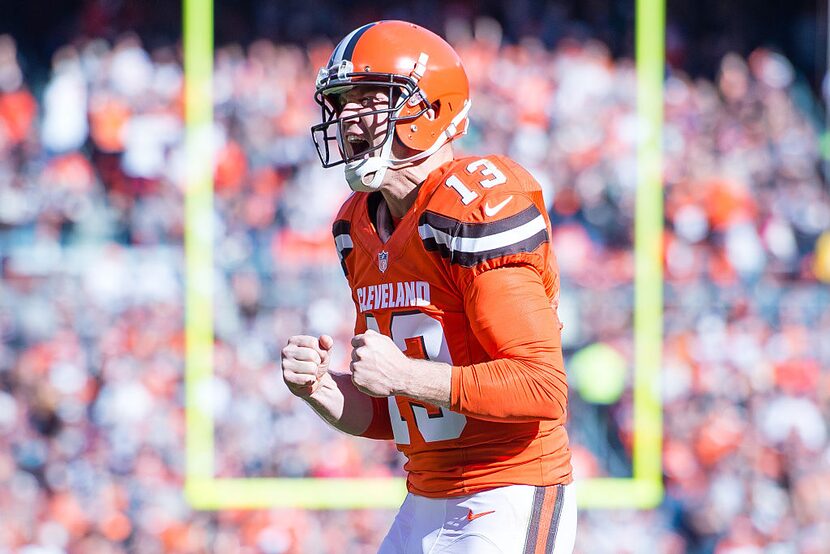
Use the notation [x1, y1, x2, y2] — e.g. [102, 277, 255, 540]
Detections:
[378, 250, 389, 273]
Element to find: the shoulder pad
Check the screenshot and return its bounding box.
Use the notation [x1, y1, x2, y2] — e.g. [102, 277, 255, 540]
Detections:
[332, 192, 362, 276]
[423, 155, 544, 223]
[333, 190, 361, 222]
[418, 156, 549, 268]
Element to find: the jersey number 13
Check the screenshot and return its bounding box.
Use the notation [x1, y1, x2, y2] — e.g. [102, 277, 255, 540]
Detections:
[365, 311, 467, 445]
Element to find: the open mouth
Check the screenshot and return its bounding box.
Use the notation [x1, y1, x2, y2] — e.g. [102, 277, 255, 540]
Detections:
[346, 135, 373, 158]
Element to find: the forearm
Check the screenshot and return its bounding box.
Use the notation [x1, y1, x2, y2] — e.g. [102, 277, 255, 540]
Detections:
[395, 358, 452, 409]
[394, 356, 566, 422]
[304, 372, 374, 436]
[451, 358, 567, 422]
[454, 265, 568, 422]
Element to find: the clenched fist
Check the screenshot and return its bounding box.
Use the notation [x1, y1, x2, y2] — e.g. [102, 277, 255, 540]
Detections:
[281, 335, 334, 398]
[350, 329, 410, 397]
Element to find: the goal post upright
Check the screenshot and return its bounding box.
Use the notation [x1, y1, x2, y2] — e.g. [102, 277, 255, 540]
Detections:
[183, 0, 666, 510]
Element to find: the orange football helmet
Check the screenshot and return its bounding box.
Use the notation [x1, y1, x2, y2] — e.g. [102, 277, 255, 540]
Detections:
[311, 20, 471, 191]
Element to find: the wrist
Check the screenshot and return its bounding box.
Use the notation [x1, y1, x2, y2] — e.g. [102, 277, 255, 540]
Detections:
[391, 357, 416, 396]
[312, 371, 336, 395]
[294, 372, 334, 400]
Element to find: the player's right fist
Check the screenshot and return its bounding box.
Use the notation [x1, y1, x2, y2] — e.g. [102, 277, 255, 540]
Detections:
[281, 335, 334, 398]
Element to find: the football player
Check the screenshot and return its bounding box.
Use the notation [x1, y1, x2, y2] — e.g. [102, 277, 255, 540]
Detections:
[282, 20, 576, 553]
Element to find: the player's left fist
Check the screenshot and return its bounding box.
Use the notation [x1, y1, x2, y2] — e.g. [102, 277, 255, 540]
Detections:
[349, 329, 408, 397]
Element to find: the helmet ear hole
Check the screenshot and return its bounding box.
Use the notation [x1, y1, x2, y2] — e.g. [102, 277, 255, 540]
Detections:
[427, 100, 441, 121]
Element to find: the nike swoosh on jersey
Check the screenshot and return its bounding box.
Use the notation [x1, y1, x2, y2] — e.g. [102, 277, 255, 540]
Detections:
[483, 196, 513, 217]
[466, 509, 496, 521]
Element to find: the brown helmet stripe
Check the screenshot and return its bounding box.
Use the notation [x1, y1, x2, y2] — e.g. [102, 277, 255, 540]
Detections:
[328, 22, 377, 66]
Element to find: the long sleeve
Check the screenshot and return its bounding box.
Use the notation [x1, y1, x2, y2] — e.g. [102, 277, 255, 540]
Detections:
[450, 264, 568, 422]
[358, 396, 394, 439]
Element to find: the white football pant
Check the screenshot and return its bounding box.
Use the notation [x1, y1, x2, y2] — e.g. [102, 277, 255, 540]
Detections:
[378, 483, 576, 554]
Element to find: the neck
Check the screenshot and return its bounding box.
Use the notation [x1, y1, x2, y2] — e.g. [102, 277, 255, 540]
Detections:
[381, 184, 420, 219]
[379, 143, 454, 218]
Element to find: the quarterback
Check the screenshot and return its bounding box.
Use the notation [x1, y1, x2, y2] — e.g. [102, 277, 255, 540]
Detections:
[281, 20, 576, 553]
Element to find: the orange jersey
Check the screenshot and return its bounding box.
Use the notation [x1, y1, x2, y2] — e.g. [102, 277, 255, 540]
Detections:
[332, 155, 572, 497]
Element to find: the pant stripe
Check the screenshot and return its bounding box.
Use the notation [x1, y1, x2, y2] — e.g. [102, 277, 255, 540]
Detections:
[522, 486, 545, 553]
[522, 485, 565, 554]
[545, 485, 566, 554]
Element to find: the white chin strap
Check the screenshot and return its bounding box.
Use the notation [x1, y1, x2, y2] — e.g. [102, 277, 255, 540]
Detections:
[344, 99, 472, 192]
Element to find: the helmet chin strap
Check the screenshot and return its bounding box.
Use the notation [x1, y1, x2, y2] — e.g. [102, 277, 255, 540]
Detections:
[343, 130, 396, 192]
[343, 99, 472, 193]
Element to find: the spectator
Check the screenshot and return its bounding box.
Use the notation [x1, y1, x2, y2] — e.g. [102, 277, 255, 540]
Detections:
[0, 19, 828, 553]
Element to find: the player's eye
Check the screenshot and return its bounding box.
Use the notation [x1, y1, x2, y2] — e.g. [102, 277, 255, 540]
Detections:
[360, 97, 372, 108]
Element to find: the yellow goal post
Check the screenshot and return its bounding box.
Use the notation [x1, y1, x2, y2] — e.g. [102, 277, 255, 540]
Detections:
[183, 0, 665, 510]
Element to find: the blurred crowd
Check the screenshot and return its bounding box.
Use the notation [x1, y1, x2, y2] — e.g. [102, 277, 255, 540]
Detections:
[1, 16, 829, 554]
